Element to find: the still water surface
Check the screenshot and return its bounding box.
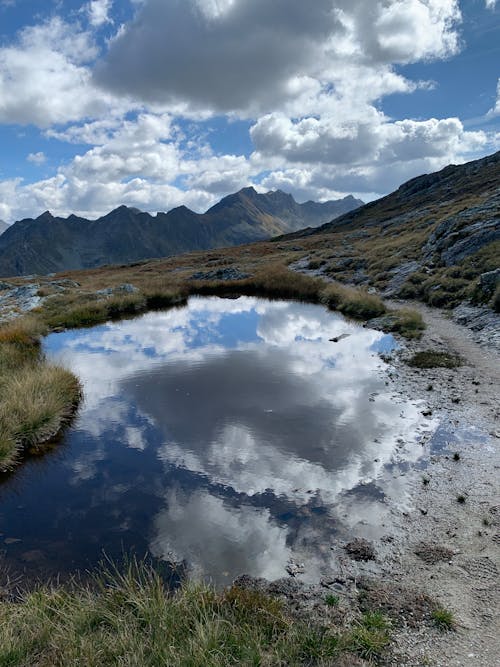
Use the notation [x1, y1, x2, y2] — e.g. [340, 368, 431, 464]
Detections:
[0, 297, 432, 584]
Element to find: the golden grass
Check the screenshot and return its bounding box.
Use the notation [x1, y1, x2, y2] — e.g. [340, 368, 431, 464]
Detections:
[0, 317, 81, 470]
[320, 283, 386, 319]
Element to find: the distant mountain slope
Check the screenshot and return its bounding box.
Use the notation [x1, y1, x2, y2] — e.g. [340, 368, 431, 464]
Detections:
[0, 220, 9, 236]
[0, 189, 362, 277]
[279, 151, 499, 308]
[292, 151, 500, 249]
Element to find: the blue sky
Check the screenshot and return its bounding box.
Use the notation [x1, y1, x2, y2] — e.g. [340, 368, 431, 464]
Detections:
[0, 0, 498, 222]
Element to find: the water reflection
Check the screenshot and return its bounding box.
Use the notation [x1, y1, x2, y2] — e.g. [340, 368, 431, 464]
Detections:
[0, 297, 433, 584]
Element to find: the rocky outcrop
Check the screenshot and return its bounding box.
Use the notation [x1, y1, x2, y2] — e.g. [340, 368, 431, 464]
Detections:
[423, 194, 500, 266]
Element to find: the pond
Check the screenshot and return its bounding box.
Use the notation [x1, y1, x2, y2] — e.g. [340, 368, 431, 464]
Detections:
[0, 297, 434, 585]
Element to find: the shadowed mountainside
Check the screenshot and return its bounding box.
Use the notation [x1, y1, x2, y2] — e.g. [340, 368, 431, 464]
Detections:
[0, 189, 362, 277]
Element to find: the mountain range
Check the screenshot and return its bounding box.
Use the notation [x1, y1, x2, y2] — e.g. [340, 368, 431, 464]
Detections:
[0, 189, 362, 278]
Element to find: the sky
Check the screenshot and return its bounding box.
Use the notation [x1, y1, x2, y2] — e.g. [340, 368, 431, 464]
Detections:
[0, 0, 499, 223]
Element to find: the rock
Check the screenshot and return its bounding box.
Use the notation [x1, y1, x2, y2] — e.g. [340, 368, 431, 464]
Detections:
[423, 200, 500, 266]
[329, 333, 351, 343]
[452, 304, 500, 351]
[191, 267, 251, 281]
[117, 283, 138, 293]
[51, 278, 80, 288]
[383, 260, 421, 296]
[286, 559, 305, 577]
[479, 268, 500, 296]
[0, 281, 13, 291]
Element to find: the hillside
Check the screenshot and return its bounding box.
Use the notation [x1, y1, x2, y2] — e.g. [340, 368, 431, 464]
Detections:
[0, 189, 361, 278]
[280, 150, 500, 309]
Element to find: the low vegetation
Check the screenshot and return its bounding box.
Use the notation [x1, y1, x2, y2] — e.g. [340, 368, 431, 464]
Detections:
[406, 350, 462, 369]
[0, 562, 392, 667]
[0, 316, 81, 469]
[431, 608, 456, 631]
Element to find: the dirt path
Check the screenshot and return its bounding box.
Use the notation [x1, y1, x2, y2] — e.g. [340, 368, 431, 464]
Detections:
[381, 300, 500, 666]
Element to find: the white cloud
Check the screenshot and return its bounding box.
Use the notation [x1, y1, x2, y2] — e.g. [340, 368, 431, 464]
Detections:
[0, 0, 497, 222]
[27, 151, 46, 165]
[485, 0, 497, 8]
[0, 16, 124, 127]
[95, 0, 461, 115]
[487, 78, 500, 117]
[87, 0, 113, 27]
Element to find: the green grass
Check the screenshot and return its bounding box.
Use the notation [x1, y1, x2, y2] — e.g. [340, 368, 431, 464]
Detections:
[341, 612, 391, 661]
[431, 608, 456, 631]
[407, 350, 462, 369]
[325, 594, 340, 606]
[0, 561, 390, 667]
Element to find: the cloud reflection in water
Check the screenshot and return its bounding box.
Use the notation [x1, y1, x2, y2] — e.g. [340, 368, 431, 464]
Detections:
[40, 296, 432, 583]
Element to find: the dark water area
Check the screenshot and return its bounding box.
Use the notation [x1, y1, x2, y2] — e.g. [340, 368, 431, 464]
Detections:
[0, 297, 435, 585]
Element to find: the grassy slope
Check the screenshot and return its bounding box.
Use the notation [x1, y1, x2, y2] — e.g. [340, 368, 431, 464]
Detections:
[0, 561, 395, 667]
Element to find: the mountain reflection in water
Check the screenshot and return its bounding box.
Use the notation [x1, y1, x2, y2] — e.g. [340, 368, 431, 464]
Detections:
[0, 297, 433, 584]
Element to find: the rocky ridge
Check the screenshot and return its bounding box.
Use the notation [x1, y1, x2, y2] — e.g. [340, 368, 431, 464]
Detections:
[0, 189, 362, 278]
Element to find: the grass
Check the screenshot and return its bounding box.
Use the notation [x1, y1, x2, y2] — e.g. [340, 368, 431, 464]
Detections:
[325, 594, 340, 606]
[407, 350, 462, 369]
[320, 283, 386, 319]
[0, 561, 391, 667]
[0, 317, 81, 469]
[431, 608, 456, 631]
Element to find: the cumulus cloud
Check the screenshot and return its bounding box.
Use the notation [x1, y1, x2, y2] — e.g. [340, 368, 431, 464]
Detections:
[251, 114, 487, 166]
[27, 151, 46, 165]
[95, 0, 461, 115]
[87, 0, 113, 27]
[0, 0, 497, 222]
[0, 16, 123, 126]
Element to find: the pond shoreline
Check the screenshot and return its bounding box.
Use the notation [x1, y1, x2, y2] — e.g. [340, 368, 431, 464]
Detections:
[0, 280, 498, 665]
[237, 299, 499, 666]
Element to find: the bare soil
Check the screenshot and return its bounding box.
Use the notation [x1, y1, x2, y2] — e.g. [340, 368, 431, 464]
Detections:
[379, 301, 500, 666]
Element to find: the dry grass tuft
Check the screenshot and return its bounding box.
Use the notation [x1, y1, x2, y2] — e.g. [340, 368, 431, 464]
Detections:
[0, 317, 81, 470]
[320, 283, 387, 320]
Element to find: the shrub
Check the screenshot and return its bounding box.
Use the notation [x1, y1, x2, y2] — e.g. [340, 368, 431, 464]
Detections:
[407, 350, 462, 369]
